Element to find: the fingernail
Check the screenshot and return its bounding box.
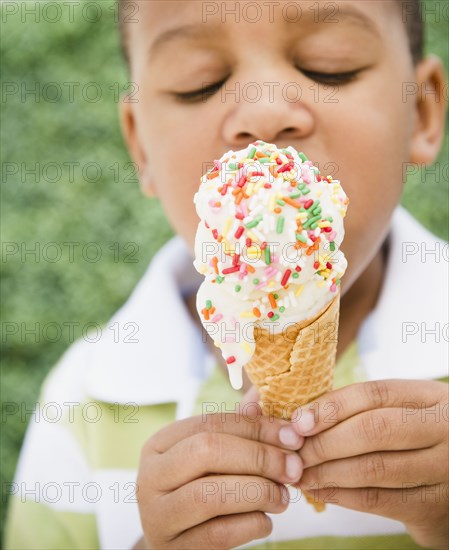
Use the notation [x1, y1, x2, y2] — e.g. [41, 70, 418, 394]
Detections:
[279, 426, 301, 447]
[285, 454, 303, 481]
[294, 409, 315, 434]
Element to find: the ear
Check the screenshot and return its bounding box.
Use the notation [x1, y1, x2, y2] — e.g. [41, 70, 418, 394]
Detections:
[119, 95, 157, 197]
[409, 55, 447, 166]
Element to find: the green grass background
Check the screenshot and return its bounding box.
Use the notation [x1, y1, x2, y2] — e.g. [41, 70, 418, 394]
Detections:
[1, 0, 448, 539]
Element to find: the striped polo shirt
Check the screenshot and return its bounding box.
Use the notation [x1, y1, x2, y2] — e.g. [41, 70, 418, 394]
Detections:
[4, 207, 448, 549]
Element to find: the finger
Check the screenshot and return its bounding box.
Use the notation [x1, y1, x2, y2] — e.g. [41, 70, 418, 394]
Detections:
[291, 379, 445, 436]
[300, 448, 446, 489]
[161, 475, 288, 535]
[146, 412, 304, 455]
[170, 512, 272, 550]
[148, 432, 303, 491]
[300, 408, 437, 468]
[241, 385, 260, 408]
[301, 483, 449, 525]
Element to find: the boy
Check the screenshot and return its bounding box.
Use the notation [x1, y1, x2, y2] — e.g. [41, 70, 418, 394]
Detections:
[5, 1, 448, 548]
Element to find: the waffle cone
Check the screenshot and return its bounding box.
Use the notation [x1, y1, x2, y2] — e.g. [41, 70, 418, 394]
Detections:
[244, 293, 340, 512]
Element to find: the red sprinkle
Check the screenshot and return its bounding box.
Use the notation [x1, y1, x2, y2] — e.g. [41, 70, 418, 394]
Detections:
[304, 199, 314, 209]
[246, 238, 252, 247]
[295, 266, 302, 272]
[264, 183, 272, 189]
[275, 157, 283, 165]
[277, 161, 294, 173]
[222, 266, 240, 274]
[313, 261, 320, 270]
[221, 184, 229, 196]
[250, 171, 264, 177]
[326, 262, 333, 270]
[316, 175, 322, 181]
[309, 234, 317, 242]
[235, 211, 244, 220]
[260, 241, 267, 250]
[226, 356, 236, 364]
[323, 226, 332, 232]
[233, 253, 240, 266]
[234, 226, 244, 239]
[212, 229, 219, 240]
[281, 269, 292, 286]
[237, 174, 247, 187]
[267, 311, 274, 318]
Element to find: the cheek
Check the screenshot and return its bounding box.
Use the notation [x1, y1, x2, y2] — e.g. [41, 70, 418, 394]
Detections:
[138, 97, 220, 250]
[325, 73, 413, 287]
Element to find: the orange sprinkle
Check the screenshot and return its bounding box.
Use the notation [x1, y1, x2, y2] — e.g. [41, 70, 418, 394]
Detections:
[235, 192, 244, 205]
[217, 235, 223, 243]
[282, 197, 301, 209]
[211, 256, 219, 274]
[255, 151, 268, 158]
[269, 165, 278, 177]
[202, 308, 210, 320]
[290, 180, 297, 187]
[246, 264, 256, 273]
[274, 207, 282, 214]
[268, 293, 277, 309]
[215, 201, 221, 207]
[207, 171, 219, 180]
[209, 307, 216, 315]
[253, 307, 261, 317]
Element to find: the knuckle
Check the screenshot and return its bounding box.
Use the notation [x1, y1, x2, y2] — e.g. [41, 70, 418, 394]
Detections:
[193, 431, 220, 463]
[310, 435, 328, 462]
[254, 444, 270, 475]
[365, 380, 390, 409]
[358, 453, 387, 483]
[358, 412, 392, 442]
[360, 487, 383, 511]
[204, 517, 230, 549]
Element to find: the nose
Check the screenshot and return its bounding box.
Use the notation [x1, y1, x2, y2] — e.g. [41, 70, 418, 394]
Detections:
[222, 81, 314, 148]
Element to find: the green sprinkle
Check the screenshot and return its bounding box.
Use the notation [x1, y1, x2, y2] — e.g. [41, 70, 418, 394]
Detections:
[292, 272, 299, 279]
[245, 215, 262, 229]
[330, 241, 336, 251]
[279, 306, 285, 312]
[270, 314, 280, 321]
[264, 247, 271, 265]
[273, 293, 279, 299]
[259, 157, 272, 163]
[276, 199, 285, 206]
[326, 216, 334, 222]
[235, 284, 241, 292]
[276, 216, 285, 234]
[310, 222, 318, 229]
[216, 276, 224, 283]
[303, 214, 322, 229]
[336, 278, 341, 285]
[289, 192, 302, 199]
[311, 207, 322, 216]
[302, 187, 311, 194]
[206, 300, 212, 310]
[298, 152, 308, 162]
[228, 162, 238, 170]
[247, 147, 256, 159]
[312, 200, 320, 208]
[298, 182, 306, 189]
[253, 278, 260, 285]
[298, 207, 306, 212]
[296, 232, 307, 243]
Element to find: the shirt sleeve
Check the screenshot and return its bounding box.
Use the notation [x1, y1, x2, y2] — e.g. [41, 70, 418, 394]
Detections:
[3, 341, 100, 549]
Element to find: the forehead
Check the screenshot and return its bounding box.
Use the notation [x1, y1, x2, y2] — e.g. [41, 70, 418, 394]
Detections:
[132, 0, 399, 42]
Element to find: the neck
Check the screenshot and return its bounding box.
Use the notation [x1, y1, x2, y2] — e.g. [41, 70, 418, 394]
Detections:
[337, 237, 389, 357]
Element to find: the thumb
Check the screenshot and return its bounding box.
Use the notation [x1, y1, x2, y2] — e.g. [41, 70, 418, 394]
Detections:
[241, 385, 260, 407]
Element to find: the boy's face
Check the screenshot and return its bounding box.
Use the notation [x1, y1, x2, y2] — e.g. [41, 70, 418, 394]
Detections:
[122, 0, 422, 290]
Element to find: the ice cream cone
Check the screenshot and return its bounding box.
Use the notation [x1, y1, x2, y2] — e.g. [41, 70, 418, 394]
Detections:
[244, 293, 340, 511]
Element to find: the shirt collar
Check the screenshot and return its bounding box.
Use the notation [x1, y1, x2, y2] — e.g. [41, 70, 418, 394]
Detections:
[84, 207, 448, 407]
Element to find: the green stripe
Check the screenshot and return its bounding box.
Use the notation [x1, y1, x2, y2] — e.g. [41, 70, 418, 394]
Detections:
[4, 496, 98, 549]
[247, 533, 423, 549]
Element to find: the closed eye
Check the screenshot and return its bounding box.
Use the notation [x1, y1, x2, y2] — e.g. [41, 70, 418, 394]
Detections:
[174, 78, 228, 102]
[300, 69, 362, 86]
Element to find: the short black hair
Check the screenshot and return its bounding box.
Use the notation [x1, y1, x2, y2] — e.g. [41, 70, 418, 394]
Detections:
[117, 0, 424, 69]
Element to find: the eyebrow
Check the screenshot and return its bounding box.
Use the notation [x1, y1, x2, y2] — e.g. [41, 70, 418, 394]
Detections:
[148, 24, 219, 61]
[329, 5, 381, 38]
[148, 4, 381, 61]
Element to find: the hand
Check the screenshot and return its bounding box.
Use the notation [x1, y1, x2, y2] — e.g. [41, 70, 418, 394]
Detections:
[291, 379, 449, 549]
[136, 409, 304, 549]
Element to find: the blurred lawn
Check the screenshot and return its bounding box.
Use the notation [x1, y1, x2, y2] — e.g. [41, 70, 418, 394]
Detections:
[1, 0, 448, 539]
